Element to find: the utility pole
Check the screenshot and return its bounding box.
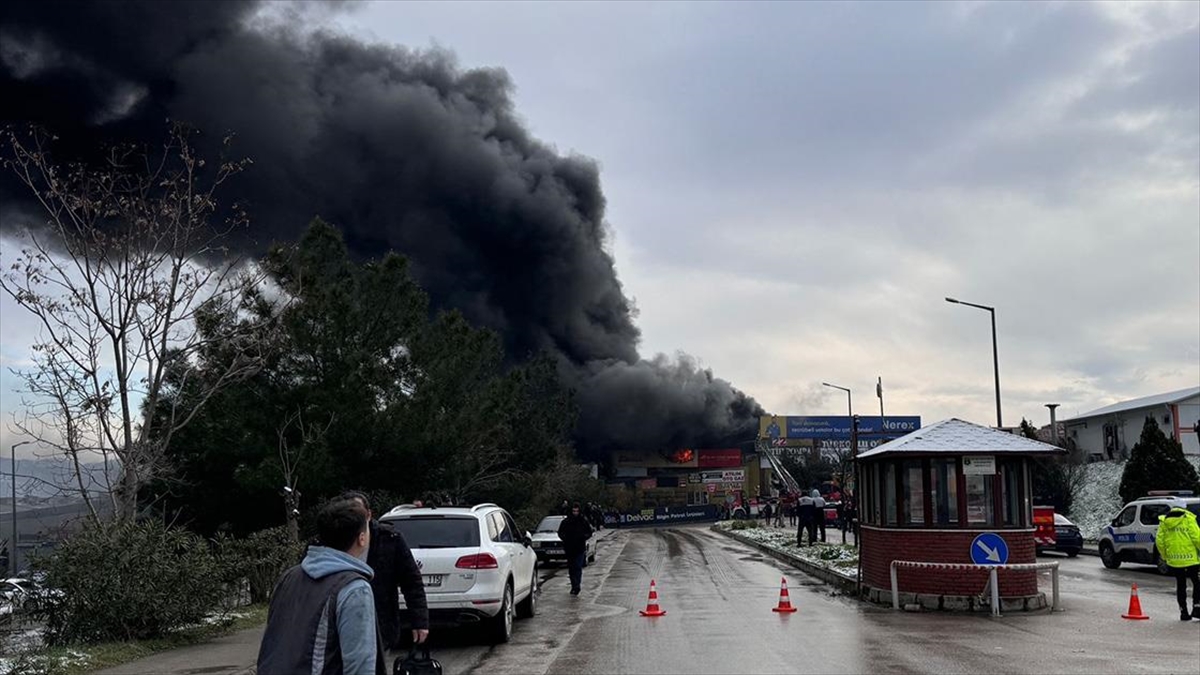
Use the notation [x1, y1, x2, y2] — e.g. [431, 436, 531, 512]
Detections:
[10, 440, 33, 575]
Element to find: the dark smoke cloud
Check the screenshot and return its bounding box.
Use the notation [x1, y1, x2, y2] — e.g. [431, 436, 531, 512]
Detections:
[0, 0, 761, 458]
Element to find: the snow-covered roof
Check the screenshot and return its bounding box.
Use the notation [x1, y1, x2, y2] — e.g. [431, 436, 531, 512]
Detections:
[856, 418, 1065, 460]
[1064, 387, 1200, 422]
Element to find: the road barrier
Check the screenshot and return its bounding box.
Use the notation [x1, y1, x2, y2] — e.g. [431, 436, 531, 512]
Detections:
[889, 560, 1060, 616]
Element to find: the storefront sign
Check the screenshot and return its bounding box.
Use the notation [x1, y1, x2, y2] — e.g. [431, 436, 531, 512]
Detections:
[962, 455, 996, 475]
[721, 470, 745, 483]
[698, 449, 742, 468]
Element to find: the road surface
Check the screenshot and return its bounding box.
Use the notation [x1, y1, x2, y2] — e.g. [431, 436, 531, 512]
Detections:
[428, 524, 1200, 675]
[97, 523, 1200, 674]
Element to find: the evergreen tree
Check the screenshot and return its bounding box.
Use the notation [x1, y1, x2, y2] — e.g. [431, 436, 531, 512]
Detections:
[1118, 416, 1200, 504]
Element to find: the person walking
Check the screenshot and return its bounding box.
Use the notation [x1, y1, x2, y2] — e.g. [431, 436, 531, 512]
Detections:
[257, 499, 384, 675]
[558, 503, 594, 595]
[339, 492, 429, 648]
[812, 489, 827, 543]
[796, 491, 815, 547]
[1155, 505, 1200, 621]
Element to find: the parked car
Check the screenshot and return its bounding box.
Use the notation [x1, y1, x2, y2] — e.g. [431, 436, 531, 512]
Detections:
[1036, 513, 1083, 557]
[1098, 491, 1200, 573]
[529, 515, 597, 565]
[380, 503, 537, 644]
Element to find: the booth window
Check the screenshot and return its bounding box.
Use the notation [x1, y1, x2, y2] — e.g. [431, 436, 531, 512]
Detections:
[1000, 459, 1022, 526]
[965, 474, 993, 525]
[930, 459, 959, 525]
[884, 462, 897, 525]
[901, 459, 925, 525]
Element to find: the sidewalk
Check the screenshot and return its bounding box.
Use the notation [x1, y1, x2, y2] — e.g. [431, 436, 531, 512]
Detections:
[93, 626, 263, 675]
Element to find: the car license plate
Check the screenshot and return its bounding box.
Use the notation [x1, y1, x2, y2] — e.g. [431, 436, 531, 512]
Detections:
[422, 575, 444, 587]
[548, 548, 564, 555]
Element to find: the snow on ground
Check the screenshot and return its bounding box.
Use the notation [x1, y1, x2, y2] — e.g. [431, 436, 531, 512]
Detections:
[1070, 457, 1200, 542]
[714, 521, 858, 575]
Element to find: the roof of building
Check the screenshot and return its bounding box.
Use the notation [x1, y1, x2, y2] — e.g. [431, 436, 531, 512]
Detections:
[1064, 387, 1200, 422]
[856, 418, 1065, 460]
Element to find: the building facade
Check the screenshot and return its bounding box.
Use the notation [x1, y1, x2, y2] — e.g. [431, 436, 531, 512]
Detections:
[1063, 387, 1200, 460]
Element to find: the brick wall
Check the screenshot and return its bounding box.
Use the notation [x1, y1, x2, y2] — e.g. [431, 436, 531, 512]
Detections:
[861, 525, 1038, 596]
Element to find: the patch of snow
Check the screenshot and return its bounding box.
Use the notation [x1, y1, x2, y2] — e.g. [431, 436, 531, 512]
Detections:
[1070, 458, 1200, 542]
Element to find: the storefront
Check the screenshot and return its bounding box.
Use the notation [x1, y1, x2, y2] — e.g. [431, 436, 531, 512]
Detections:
[856, 418, 1064, 607]
[608, 448, 754, 511]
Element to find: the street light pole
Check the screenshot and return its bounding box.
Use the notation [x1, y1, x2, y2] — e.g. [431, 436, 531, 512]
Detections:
[945, 297, 1003, 428]
[9, 440, 32, 575]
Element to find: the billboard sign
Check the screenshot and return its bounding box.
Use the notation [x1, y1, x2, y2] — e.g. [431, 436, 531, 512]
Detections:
[759, 415, 921, 440]
[698, 449, 742, 468]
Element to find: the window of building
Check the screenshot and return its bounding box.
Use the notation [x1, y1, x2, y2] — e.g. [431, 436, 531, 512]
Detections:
[901, 460, 925, 525]
[930, 459, 959, 525]
[965, 475, 993, 525]
[1000, 460, 1022, 526]
[884, 462, 897, 525]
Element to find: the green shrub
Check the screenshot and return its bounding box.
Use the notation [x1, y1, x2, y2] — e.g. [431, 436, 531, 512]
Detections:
[37, 520, 227, 644]
[730, 519, 762, 530]
[217, 525, 306, 603]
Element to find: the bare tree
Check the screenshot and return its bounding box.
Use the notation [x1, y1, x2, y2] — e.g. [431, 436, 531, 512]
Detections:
[1, 124, 271, 523]
[276, 407, 334, 544]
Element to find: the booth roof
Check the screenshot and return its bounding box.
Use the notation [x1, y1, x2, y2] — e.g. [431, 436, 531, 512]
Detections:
[856, 418, 1065, 460]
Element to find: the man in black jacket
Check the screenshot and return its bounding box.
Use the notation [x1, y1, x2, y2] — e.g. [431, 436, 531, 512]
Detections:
[558, 503, 593, 595]
[340, 491, 429, 648]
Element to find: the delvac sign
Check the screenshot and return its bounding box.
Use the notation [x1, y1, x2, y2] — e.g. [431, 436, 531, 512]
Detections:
[604, 505, 718, 527]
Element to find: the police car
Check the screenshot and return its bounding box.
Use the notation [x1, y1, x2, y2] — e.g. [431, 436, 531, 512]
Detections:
[1099, 490, 1200, 574]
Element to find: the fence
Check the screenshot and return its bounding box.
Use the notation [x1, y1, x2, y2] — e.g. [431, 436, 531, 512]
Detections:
[890, 560, 1061, 616]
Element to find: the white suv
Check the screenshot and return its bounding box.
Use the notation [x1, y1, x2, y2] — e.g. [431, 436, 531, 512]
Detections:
[380, 503, 538, 644]
[1099, 491, 1200, 574]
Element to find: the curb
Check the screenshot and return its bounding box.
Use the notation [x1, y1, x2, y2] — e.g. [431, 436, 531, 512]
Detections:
[711, 526, 859, 596]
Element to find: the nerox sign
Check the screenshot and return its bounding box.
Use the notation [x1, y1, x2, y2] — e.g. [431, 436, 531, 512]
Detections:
[760, 415, 921, 440]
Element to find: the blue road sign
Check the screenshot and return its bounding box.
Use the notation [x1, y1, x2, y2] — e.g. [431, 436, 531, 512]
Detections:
[970, 532, 1009, 565]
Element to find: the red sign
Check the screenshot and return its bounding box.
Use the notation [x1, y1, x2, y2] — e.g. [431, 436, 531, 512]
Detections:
[698, 449, 742, 468]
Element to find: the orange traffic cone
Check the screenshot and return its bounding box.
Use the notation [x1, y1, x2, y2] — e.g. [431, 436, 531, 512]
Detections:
[639, 579, 667, 617]
[1121, 583, 1149, 620]
[772, 577, 798, 613]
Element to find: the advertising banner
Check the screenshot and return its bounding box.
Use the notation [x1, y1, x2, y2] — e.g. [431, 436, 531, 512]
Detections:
[759, 415, 921, 440]
[603, 504, 719, 527]
[698, 448, 742, 468]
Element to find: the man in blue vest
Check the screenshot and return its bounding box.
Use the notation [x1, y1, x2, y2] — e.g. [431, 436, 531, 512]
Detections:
[257, 498, 384, 675]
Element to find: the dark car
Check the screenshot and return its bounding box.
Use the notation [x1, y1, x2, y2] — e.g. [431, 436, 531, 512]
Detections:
[1038, 513, 1082, 557]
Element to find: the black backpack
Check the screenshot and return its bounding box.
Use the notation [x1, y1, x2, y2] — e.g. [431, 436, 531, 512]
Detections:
[394, 646, 442, 675]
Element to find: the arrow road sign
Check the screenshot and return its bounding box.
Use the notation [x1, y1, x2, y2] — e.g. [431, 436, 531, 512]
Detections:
[970, 532, 1009, 565]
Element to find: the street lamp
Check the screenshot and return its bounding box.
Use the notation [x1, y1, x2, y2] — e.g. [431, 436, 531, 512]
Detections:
[822, 382, 858, 551]
[945, 297, 1003, 428]
[9, 440, 32, 575]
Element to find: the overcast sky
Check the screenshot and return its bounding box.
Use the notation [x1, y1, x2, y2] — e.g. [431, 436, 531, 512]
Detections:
[2, 0, 1198, 455]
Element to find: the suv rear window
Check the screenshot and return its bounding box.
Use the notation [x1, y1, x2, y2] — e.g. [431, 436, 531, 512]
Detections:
[388, 516, 480, 548]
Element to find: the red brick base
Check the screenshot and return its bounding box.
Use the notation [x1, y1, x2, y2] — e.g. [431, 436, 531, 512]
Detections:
[861, 525, 1038, 597]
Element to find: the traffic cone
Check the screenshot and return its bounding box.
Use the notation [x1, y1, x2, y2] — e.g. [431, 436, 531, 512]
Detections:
[1121, 583, 1149, 620]
[772, 577, 798, 613]
[639, 579, 667, 617]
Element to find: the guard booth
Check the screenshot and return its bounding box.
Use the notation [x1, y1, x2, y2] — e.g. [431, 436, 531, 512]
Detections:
[856, 418, 1065, 611]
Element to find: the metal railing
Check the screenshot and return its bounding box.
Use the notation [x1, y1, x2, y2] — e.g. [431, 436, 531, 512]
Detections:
[890, 560, 1061, 616]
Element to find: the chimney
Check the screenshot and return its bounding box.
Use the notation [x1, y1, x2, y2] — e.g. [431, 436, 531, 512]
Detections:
[1045, 404, 1061, 447]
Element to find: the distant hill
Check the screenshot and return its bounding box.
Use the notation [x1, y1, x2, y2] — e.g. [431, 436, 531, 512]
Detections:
[0, 456, 117, 502]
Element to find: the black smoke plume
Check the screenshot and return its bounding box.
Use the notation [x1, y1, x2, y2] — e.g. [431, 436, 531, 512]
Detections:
[0, 1, 762, 460]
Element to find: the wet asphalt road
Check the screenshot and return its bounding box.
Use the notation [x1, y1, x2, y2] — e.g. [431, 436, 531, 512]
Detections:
[408, 525, 1200, 675]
